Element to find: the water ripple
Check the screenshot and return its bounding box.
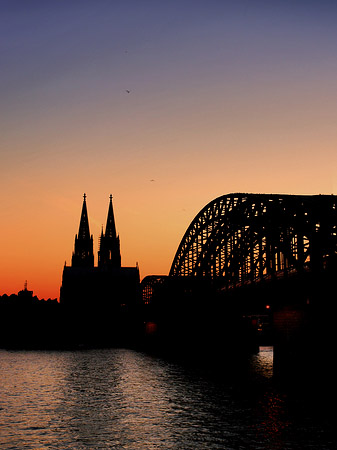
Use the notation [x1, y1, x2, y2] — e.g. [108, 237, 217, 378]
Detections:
[0, 348, 335, 449]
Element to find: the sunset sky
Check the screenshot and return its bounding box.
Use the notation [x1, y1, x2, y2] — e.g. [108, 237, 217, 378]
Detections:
[1, 0, 337, 299]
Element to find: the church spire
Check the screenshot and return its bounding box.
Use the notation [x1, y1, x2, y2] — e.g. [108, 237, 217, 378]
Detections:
[105, 194, 117, 238]
[98, 194, 121, 269]
[72, 193, 94, 267]
[78, 193, 90, 239]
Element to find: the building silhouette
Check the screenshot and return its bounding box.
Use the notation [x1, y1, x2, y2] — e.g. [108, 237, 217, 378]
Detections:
[17, 280, 34, 301]
[60, 194, 141, 344]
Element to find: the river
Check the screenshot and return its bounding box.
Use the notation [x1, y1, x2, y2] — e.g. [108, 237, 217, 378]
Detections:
[0, 346, 335, 449]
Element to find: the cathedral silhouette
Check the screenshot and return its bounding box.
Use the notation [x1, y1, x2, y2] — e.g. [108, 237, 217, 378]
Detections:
[60, 194, 140, 321]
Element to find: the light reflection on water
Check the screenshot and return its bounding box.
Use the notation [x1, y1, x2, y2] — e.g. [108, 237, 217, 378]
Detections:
[0, 347, 334, 449]
[250, 346, 274, 379]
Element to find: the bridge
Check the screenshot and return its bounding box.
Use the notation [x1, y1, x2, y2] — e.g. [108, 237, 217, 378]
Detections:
[141, 193, 337, 377]
[170, 193, 337, 281]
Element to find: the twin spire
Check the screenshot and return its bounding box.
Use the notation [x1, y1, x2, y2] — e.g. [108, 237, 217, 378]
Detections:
[72, 194, 121, 269]
[104, 195, 117, 239]
[99, 194, 121, 268]
[77, 193, 90, 240]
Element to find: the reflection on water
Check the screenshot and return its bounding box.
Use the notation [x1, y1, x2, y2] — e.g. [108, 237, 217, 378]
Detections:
[250, 346, 274, 379]
[0, 347, 335, 449]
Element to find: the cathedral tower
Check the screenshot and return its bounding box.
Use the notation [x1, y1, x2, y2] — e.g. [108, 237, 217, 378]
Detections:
[71, 193, 94, 267]
[60, 193, 141, 338]
[98, 195, 121, 269]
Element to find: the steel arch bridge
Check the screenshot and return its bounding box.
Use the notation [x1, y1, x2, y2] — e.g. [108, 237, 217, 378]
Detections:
[169, 193, 337, 288]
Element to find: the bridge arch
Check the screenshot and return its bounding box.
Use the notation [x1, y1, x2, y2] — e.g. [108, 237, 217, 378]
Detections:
[169, 193, 337, 287]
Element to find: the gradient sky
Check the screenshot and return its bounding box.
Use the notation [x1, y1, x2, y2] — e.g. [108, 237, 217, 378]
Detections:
[1, 0, 337, 299]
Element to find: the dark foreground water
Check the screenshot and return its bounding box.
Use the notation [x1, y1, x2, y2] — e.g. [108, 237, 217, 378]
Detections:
[0, 347, 335, 449]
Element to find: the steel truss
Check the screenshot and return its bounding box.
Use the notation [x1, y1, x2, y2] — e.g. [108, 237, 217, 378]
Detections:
[169, 193, 337, 287]
[141, 275, 168, 304]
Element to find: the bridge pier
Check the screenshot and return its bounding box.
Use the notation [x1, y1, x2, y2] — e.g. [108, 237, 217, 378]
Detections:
[272, 273, 337, 385]
[272, 305, 309, 378]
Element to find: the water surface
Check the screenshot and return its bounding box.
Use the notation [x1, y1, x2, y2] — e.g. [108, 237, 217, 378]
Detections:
[0, 347, 335, 449]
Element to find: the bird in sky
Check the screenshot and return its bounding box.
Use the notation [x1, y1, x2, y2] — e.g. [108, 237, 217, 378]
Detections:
[126, 90, 130, 93]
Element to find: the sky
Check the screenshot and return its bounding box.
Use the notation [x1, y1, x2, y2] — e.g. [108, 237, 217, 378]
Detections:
[1, 0, 337, 299]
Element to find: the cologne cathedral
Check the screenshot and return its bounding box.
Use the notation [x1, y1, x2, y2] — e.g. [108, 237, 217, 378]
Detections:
[60, 194, 141, 345]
